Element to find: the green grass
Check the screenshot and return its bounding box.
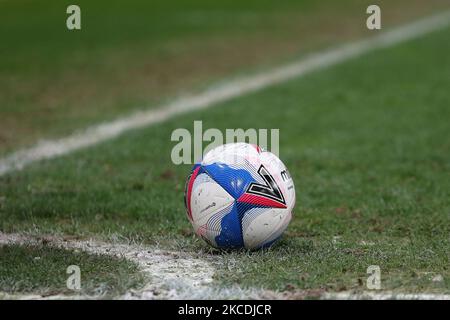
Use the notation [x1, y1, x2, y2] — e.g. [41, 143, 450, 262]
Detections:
[1, 23, 449, 295]
[0, 244, 145, 297]
[1, 0, 447, 155]
[0, 0, 336, 155]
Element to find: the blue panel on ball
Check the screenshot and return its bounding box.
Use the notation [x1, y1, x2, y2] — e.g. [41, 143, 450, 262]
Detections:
[215, 203, 244, 248]
[190, 162, 205, 174]
[203, 163, 256, 200]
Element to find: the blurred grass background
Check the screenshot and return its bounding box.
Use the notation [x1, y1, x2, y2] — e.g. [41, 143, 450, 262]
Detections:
[1, 0, 448, 155]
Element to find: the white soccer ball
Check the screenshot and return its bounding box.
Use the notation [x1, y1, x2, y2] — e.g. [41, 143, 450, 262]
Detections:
[184, 143, 295, 249]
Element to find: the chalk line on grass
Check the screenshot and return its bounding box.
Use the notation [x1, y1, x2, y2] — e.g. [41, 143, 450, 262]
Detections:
[1, 11, 450, 176]
[1, 233, 448, 300]
[0, 232, 260, 300]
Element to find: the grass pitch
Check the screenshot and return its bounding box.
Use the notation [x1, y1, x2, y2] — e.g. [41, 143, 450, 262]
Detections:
[0, 243, 144, 297]
[0, 0, 446, 155]
[0, 1, 449, 298]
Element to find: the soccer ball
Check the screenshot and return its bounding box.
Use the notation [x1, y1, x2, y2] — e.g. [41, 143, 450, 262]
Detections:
[184, 143, 295, 249]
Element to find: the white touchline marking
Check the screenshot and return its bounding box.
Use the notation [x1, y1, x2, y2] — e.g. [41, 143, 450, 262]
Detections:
[1, 232, 448, 300]
[0, 232, 262, 300]
[0, 11, 449, 176]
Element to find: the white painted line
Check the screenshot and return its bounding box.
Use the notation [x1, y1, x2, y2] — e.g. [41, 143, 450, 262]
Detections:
[1, 11, 450, 176]
[0, 232, 261, 300]
[1, 232, 448, 300]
